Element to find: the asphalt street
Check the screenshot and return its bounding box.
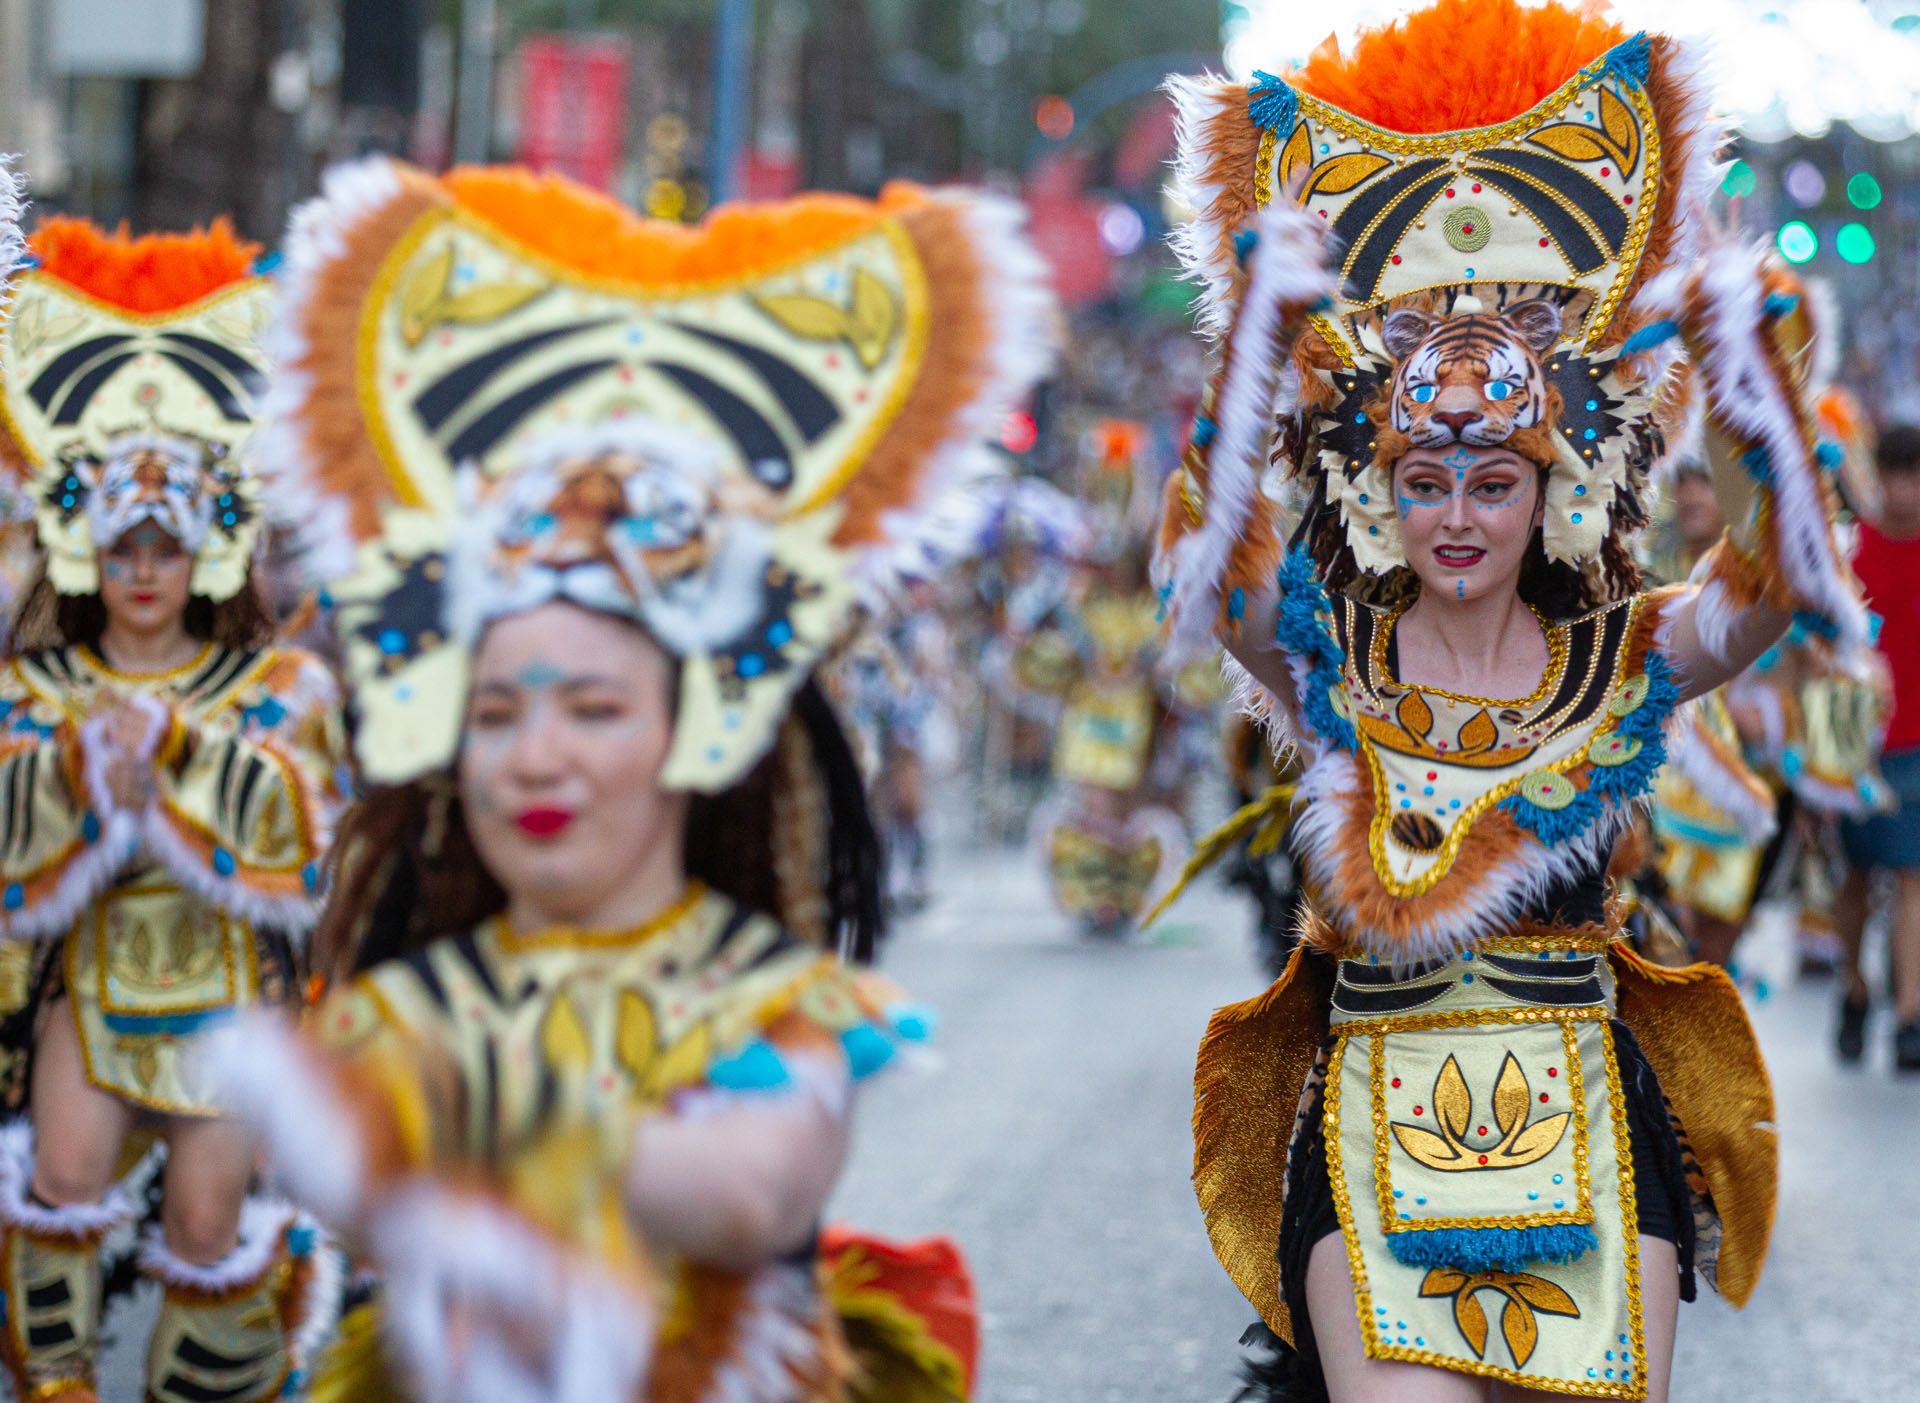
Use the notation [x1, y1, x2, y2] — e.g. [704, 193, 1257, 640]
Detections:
[68, 836, 1920, 1402]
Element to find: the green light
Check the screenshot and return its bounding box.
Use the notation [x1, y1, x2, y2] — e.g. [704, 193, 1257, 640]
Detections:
[1836, 222, 1876, 264]
[1777, 221, 1818, 264]
[1722, 160, 1757, 198]
[1847, 173, 1883, 210]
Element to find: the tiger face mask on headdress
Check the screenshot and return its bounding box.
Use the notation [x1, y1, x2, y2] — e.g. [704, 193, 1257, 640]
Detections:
[0, 219, 273, 601]
[262, 160, 1054, 792]
[1168, 0, 1718, 582]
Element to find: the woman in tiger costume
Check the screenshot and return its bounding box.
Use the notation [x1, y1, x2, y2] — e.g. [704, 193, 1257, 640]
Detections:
[1146, 1, 1862, 1398]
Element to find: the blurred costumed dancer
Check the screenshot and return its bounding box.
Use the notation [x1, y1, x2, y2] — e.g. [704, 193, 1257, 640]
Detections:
[210, 163, 1051, 1402]
[1643, 460, 1778, 967]
[1033, 427, 1185, 936]
[0, 219, 348, 1402]
[1150, 3, 1869, 1396]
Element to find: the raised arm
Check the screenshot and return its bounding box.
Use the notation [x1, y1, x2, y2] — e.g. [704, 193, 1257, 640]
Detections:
[1635, 240, 1869, 700]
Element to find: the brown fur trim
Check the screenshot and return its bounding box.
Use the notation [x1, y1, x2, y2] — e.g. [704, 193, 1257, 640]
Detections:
[280, 169, 444, 543]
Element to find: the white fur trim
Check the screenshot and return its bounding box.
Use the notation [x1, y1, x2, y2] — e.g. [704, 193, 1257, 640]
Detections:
[140, 804, 321, 935]
[253, 156, 410, 586]
[0, 157, 25, 327]
[702, 1261, 825, 1403]
[1637, 240, 1869, 649]
[1155, 199, 1332, 664]
[199, 1014, 365, 1226]
[78, 690, 167, 820]
[1664, 702, 1777, 844]
[0, 808, 139, 942]
[137, 1196, 299, 1291]
[1289, 749, 1646, 965]
[856, 191, 1057, 603]
[0, 1121, 136, 1237]
[291, 1214, 346, 1377]
[1164, 72, 1248, 340]
[371, 1182, 655, 1403]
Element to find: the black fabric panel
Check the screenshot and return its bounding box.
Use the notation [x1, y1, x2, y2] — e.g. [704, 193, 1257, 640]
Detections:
[675, 325, 841, 443]
[24, 1278, 70, 1308]
[398, 946, 450, 1012]
[50, 352, 139, 425]
[27, 335, 131, 411]
[411, 319, 616, 432]
[1339, 170, 1455, 302]
[652, 361, 794, 488]
[449, 929, 505, 1006]
[1478, 149, 1630, 250]
[156, 350, 254, 422]
[1479, 952, 1602, 979]
[1478, 973, 1605, 1006]
[444, 359, 621, 464]
[1472, 167, 1606, 273]
[1330, 980, 1453, 1015]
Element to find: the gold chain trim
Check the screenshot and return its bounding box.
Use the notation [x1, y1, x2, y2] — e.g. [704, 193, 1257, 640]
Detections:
[1331, 1003, 1609, 1040]
[1371, 604, 1566, 709]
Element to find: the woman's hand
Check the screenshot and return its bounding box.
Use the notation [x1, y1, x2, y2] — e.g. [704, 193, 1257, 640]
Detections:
[94, 697, 156, 811]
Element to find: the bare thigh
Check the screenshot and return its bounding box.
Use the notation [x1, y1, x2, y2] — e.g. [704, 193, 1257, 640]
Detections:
[160, 1112, 258, 1265]
[29, 998, 134, 1205]
[1310, 1234, 1680, 1403]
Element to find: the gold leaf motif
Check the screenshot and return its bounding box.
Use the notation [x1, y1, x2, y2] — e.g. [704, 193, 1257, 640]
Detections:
[129, 921, 154, 973]
[1506, 1109, 1573, 1161]
[1502, 1295, 1540, 1367]
[615, 989, 659, 1083]
[1397, 690, 1434, 742]
[846, 268, 898, 370]
[642, 1020, 713, 1102]
[1457, 707, 1499, 756]
[1277, 121, 1314, 196]
[1419, 1268, 1469, 1296]
[1435, 1054, 1472, 1139]
[1526, 125, 1615, 164]
[1508, 1274, 1579, 1316]
[1453, 1290, 1490, 1358]
[398, 246, 456, 347]
[540, 993, 592, 1071]
[754, 293, 853, 342]
[437, 282, 549, 326]
[1491, 1051, 1530, 1137]
[1301, 151, 1392, 201]
[1598, 86, 1639, 173]
[1390, 1121, 1461, 1167]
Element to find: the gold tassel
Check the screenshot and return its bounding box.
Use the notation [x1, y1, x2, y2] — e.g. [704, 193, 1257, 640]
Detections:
[1142, 784, 1295, 927]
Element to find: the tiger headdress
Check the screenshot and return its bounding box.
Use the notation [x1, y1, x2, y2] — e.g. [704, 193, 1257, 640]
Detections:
[1374, 298, 1565, 467]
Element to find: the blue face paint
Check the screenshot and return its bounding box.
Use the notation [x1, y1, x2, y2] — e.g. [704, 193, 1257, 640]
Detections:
[514, 661, 568, 689]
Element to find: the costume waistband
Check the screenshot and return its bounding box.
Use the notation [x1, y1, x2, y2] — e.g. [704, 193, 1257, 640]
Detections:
[1330, 944, 1616, 1035]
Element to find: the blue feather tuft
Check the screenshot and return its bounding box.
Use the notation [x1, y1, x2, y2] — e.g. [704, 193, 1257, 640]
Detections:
[1233, 229, 1259, 264]
[1593, 32, 1652, 88]
[707, 1038, 794, 1092]
[1506, 653, 1676, 838]
[1763, 291, 1802, 320]
[1739, 445, 1773, 483]
[1248, 72, 1298, 132]
[1273, 548, 1356, 751]
[887, 1004, 937, 1042]
[841, 1025, 897, 1080]
[1620, 319, 1679, 355]
[1387, 1223, 1600, 1274]
[1815, 440, 1846, 471]
[1191, 415, 1217, 448]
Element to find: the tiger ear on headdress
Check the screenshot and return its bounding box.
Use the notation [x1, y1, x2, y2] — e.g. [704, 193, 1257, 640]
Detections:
[262, 159, 1056, 790]
[0, 217, 273, 600]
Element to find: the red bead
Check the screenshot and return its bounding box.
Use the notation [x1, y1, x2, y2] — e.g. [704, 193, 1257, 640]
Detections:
[1471, 183, 1482, 193]
[1477, 1155, 1489, 1165]
[1463, 224, 1474, 235]
[1600, 167, 1611, 177]
[1540, 1093, 1550, 1103]
[1446, 188, 1457, 198]
[1539, 237, 1550, 247]
[1624, 195, 1634, 204]
[1548, 1067, 1559, 1077]
[1391, 1078, 1402, 1088]
[1414, 1106, 1424, 1116]
[1477, 1126, 1488, 1137]
[1427, 772, 1437, 781]
[1391, 255, 1402, 264]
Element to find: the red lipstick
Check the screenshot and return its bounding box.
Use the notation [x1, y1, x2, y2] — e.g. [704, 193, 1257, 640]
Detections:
[1434, 546, 1487, 568]
[131, 590, 158, 604]
[515, 806, 576, 838]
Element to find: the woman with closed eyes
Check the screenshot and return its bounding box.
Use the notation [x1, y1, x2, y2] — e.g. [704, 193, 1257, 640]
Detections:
[210, 161, 1052, 1402]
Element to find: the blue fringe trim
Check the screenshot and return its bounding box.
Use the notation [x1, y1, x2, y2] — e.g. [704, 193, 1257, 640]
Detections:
[1791, 608, 1839, 641]
[1233, 229, 1259, 264]
[1191, 415, 1217, 448]
[1620, 318, 1679, 355]
[1248, 72, 1297, 132]
[708, 1038, 795, 1092]
[1739, 445, 1773, 483]
[1815, 439, 1846, 471]
[1594, 32, 1652, 88]
[1763, 291, 1802, 320]
[1501, 653, 1677, 840]
[1273, 547, 1356, 752]
[1387, 1223, 1600, 1274]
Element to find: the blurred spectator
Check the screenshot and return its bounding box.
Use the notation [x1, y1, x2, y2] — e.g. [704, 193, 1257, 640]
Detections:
[1837, 424, 1920, 1068]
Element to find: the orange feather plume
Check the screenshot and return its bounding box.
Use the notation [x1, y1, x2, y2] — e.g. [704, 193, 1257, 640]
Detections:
[1288, 0, 1630, 134]
[441, 166, 929, 286]
[27, 217, 262, 314]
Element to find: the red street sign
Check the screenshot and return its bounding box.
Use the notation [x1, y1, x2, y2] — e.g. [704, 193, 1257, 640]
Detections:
[517, 34, 631, 192]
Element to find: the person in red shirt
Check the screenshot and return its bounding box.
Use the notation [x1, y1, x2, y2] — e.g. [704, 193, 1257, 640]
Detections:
[1838, 424, 1920, 1069]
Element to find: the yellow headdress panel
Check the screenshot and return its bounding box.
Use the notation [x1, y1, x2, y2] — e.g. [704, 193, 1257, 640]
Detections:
[0, 219, 273, 600]
[262, 159, 1054, 790]
[1168, 0, 1719, 572]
